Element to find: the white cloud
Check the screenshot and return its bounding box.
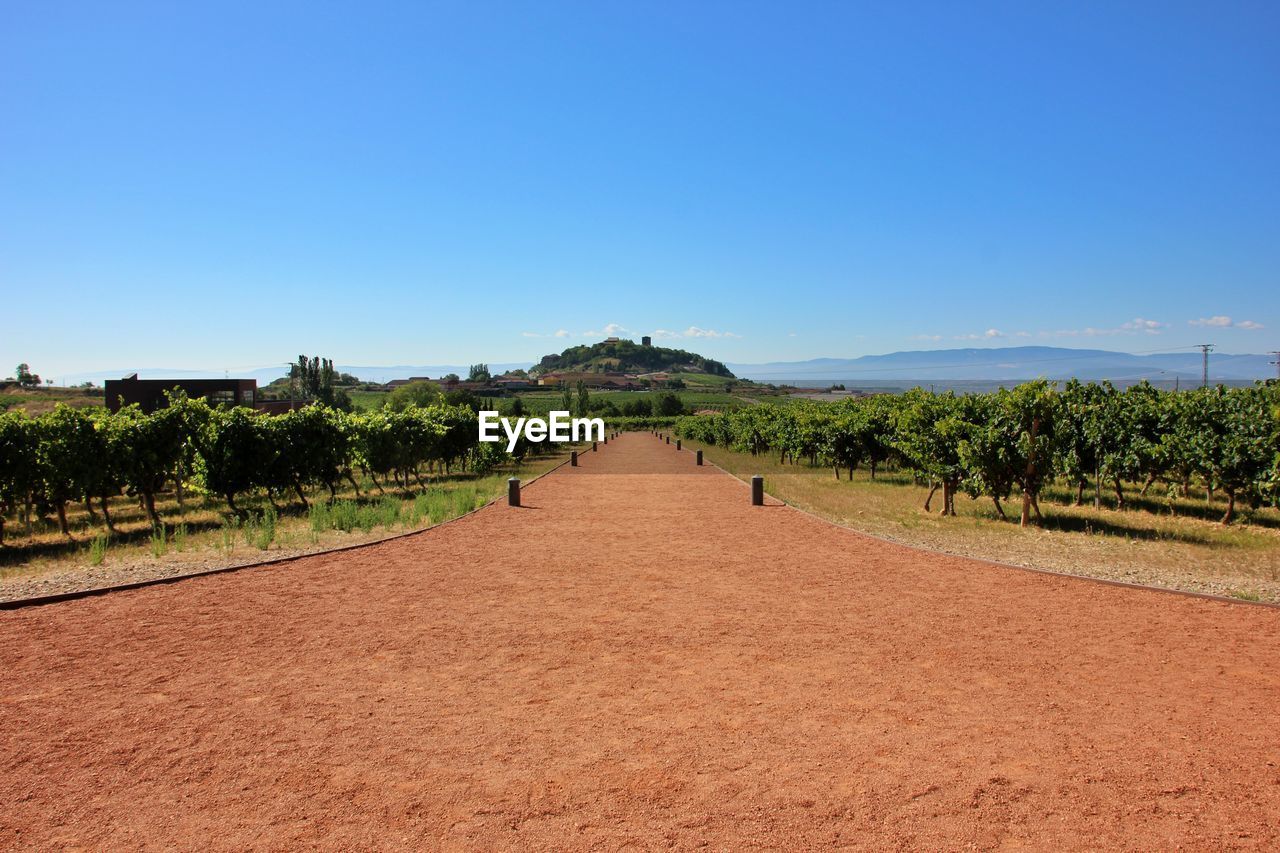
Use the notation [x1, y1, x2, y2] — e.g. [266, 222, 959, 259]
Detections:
[653, 326, 741, 340]
[685, 326, 740, 338]
[1038, 317, 1167, 338]
[952, 328, 1005, 341]
[911, 334, 943, 342]
[1189, 316, 1264, 330]
[1120, 317, 1166, 334]
[581, 322, 631, 338]
[522, 328, 573, 338]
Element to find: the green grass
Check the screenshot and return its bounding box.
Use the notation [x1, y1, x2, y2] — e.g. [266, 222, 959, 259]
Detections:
[87, 534, 108, 566]
[347, 389, 390, 411]
[681, 437, 1280, 602]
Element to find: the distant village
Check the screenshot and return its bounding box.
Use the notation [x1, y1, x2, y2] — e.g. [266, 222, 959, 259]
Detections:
[87, 336, 721, 415]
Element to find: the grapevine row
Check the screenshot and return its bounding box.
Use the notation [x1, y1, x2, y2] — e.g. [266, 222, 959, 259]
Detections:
[674, 380, 1280, 525]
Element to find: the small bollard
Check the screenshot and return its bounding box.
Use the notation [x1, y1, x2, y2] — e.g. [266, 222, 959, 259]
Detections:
[751, 475, 764, 506]
[665, 436, 670, 445]
[593, 441, 598, 452]
[696, 449, 703, 466]
[676, 439, 682, 450]
[571, 450, 578, 467]
[604, 435, 608, 444]
[508, 477, 521, 507]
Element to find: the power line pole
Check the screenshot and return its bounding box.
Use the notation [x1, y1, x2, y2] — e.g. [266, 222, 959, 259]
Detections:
[1197, 343, 1214, 388]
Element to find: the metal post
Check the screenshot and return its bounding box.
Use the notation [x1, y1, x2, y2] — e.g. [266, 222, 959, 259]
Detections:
[508, 477, 521, 507]
[676, 439, 682, 450]
[604, 435, 608, 444]
[571, 451, 578, 467]
[696, 450, 703, 466]
[592, 441, 598, 452]
[1198, 343, 1214, 388]
[751, 475, 763, 506]
[665, 436, 670, 444]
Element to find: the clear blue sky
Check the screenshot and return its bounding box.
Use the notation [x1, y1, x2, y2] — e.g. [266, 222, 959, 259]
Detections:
[2, 1, 1276, 379]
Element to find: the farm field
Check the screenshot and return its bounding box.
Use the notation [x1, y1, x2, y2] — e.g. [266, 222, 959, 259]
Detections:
[680, 436, 1280, 602]
[2, 432, 1277, 848]
[0, 446, 578, 603]
[0, 385, 103, 416]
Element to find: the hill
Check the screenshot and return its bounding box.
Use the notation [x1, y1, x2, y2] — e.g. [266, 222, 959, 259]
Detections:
[729, 346, 1273, 383]
[535, 339, 734, 377]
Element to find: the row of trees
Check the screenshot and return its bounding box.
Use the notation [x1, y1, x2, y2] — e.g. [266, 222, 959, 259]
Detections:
[0, 397, 510, 544]
[674, 381, 1280, 526]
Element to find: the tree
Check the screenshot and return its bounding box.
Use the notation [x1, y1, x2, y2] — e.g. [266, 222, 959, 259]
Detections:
[385, 380, 442, 412]
[654, 392, 684, 417]
[1185, 386, 1275, 523]
[198, 406, 270, 514]
[971, 381, 1058, 527]
[560, 383, 573, 412]
[0, 412, 39, 543]
[290, 355, 340, 405]
[15, 363, 40, 389]
[468, 363, 491, 382]
[575, 381, 590, 417]
[34, 405, 104, 535]
[892, 390, 971, 514]
[621, 397, 652, 417]
[113, 398, 204, 526]
[1055, 380, 1114, 507]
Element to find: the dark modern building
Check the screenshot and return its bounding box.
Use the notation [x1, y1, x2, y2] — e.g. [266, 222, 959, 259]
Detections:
[104, 374, 257, 413]
[641, 336, 652, 346]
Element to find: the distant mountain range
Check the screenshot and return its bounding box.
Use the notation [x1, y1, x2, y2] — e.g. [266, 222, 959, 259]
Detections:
[54, 346, 1275, 388]
[728, 347, 1275, 383]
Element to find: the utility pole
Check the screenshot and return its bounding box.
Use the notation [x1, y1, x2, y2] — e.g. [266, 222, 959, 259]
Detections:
[1197, 343, 1214, 388]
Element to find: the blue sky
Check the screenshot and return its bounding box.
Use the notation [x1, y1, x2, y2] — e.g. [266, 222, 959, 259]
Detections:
[2, 1, 1276, 379]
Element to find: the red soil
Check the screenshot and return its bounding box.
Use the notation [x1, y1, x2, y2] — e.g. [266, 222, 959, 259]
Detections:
[2, 433, 1278, 849]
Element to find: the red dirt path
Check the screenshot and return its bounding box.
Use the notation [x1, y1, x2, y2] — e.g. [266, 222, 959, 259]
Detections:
[2, 433, 1279, 849]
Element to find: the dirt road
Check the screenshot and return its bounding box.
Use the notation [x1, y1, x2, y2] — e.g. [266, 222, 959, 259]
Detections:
[2, 432, 1278, 849]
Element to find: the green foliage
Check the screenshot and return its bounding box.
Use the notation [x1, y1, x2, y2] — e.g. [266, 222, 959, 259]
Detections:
[15, 363, 41, 389]
[289, 354, 343, 406]
[675, 382, 1280, 526]
[654, 392, 685, 417]
[87, 533, 108, 566]
[385, 381, 442, 412]
[150, 524, 167, 558]
[0, 411, 40, 543]
[536, 340, 734, 377]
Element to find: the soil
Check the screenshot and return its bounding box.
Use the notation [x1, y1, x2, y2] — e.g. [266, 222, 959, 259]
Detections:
[2, 433, 1278, 849]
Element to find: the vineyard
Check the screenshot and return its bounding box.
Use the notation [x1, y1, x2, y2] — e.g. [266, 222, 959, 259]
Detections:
[675, 380, 1280, 527]
[0, 396, 520, 547]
